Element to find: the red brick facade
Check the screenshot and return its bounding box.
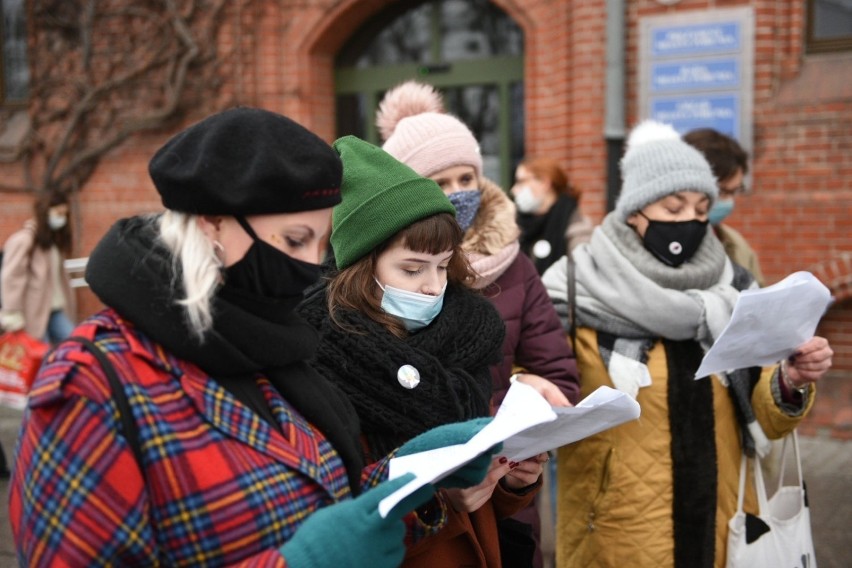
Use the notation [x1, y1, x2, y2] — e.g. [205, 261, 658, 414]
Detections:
[1, 0, 849, 433]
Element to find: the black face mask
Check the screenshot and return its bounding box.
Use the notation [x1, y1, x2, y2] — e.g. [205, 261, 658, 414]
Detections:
[638, 212, 708, 267]
[219, 216, 321, 321]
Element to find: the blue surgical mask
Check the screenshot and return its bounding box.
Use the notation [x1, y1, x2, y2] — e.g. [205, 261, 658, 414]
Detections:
[447, 190, 481, 232]
[708, 198, 735, 225]
[376, 279, 446, 331]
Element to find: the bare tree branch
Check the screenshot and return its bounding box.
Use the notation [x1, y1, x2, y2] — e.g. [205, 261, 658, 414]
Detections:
[1, 0, 257, 196]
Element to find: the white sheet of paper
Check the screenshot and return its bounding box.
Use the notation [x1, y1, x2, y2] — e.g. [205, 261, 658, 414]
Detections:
[379, 382, 554, 517]
[694, 271, 832, 379]
[378, 383, 640, 517]
[499, 385, 641, 462]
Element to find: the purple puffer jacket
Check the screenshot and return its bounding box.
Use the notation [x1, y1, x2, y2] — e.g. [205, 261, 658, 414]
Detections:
[483, 252, 580, 406]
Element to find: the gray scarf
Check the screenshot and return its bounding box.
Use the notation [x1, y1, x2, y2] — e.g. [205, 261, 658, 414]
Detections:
[574, 213, 739, 346]
[543, 212, 769, 456]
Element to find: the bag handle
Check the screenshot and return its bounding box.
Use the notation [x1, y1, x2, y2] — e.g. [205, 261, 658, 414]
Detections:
[735, 450, 770, 515]
[64, 336, 146, 472]
[566, 253, 576, 350]
[735, 452, 748, 513]
[776, 429, 804, 493]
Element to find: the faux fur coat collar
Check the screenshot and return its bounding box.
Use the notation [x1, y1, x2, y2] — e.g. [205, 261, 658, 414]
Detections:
[462, 177, 521, 256]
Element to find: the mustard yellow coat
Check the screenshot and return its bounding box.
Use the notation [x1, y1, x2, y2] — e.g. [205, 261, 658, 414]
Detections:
[556, 327, 814, 568]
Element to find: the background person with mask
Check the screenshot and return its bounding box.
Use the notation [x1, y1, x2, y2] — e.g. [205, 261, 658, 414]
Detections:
[542, 120, 833, 568]
[683, 127, 765, 286]
[1, 191, 76, 343]
[511, 157, 593, 275]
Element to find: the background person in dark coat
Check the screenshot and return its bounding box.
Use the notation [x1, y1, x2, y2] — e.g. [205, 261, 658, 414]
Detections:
[511, 157, 593, 276]
[683, 127, 765, 286]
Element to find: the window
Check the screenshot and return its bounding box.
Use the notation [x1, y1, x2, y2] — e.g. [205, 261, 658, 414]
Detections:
[1, 0, 28, 103]
[335, 0, 524, 188]
[808, 0, 852, 53]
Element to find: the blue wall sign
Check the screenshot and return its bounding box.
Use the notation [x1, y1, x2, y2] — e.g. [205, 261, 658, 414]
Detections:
[651, 59, 739, 92]
[652, 22, 741, 57]
[651, 95, 738, 137]
[640, 8, 753, 149]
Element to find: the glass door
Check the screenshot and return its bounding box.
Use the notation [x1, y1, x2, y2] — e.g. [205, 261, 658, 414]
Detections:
[335, 0, 524, 188]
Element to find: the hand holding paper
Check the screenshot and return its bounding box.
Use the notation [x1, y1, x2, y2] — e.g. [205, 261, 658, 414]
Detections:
[498, 383, 642, 462]
[378, 383, 641, 517]
[694, 271, 832, 379]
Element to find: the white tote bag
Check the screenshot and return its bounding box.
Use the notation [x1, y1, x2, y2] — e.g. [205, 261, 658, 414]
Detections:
[726, 430, 817, 568]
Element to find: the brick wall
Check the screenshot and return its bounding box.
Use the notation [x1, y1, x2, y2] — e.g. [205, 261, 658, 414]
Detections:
[818, 301, 852, 370]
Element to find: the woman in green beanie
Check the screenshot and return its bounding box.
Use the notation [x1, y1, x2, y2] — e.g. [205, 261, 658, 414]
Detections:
[298, 135, 545, 567]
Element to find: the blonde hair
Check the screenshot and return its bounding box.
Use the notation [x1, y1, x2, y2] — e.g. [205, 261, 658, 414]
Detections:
[157, 211, 221, 340]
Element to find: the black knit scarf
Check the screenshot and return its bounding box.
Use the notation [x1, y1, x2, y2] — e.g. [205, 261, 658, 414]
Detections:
[517, 194, 578, 275]
[666, 339, 716, 568]
[85, 216, 365, 494]
[298, 282, 505, 462]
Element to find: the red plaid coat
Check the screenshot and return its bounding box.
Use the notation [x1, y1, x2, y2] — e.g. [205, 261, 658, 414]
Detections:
[10, 310, 435, 566]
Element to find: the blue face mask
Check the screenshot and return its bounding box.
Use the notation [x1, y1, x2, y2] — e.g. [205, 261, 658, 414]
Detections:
[708, 198, 735, 225]
[447, 190, 481, 232]
[376, 280, 447, 331]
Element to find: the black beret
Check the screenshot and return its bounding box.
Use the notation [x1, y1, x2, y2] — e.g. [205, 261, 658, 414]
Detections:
[149, 107, 342, 215]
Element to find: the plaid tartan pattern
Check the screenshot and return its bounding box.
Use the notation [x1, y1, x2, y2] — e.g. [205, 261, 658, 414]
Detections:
[9, 309, 401, 567]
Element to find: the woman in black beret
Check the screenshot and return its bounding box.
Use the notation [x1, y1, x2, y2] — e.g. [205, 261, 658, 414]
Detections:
[10, 107, 497, 567]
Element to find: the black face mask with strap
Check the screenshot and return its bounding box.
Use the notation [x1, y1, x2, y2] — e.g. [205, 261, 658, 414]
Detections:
[639, 212, 708, 267]
[219, 216, 321, 322]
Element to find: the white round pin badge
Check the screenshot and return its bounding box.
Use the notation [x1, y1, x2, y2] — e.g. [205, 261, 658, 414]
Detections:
[397, 365, 421, 389]
[533, 240, 552, 259]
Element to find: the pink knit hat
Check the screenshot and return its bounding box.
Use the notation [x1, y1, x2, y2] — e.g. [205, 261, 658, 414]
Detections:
[377, 81, 483, 178]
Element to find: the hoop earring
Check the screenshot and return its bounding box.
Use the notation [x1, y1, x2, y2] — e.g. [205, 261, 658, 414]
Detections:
[213, 240, 225, 266]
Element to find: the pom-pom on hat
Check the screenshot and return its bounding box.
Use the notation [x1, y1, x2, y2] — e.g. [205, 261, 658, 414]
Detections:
[331, 135, 456, 270]
[377, 81, 483, 178]
[615, 120, 718, 220]
[149, 107, 342, 215]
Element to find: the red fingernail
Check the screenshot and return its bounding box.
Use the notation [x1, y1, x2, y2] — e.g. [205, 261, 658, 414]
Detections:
[499, 457, 508, 464]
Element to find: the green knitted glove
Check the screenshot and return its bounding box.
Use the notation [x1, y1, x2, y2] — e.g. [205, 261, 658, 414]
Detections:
[280, 473, 431, 568]
[397, 417, 502, 489]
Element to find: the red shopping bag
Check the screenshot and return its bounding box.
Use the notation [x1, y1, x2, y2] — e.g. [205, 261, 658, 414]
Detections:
[0, 331, 50, 409]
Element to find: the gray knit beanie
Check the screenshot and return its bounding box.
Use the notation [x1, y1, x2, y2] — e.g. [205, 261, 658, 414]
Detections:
[615, 120, 718, 220]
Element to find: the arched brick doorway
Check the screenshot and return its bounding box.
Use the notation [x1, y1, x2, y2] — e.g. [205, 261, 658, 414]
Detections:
[280, 0, 528, 140]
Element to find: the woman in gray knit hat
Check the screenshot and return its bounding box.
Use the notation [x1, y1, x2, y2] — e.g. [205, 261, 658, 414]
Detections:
[541, 120, 833, 568]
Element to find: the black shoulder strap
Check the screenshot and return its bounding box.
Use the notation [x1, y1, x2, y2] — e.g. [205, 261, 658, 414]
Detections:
[566, 252, 577, 349]
[65, 336, 146, 470]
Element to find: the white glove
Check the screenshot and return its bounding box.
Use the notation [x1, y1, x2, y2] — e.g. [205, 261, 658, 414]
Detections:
[0, 311, 25, 332]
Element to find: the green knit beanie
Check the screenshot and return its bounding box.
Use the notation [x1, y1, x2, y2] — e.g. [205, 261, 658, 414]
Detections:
[331, 135, 456, 269]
